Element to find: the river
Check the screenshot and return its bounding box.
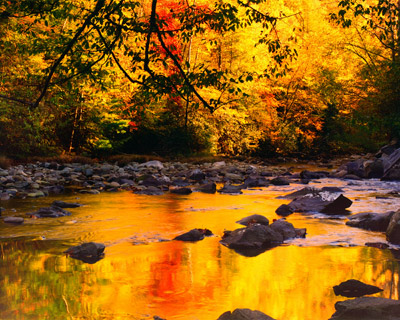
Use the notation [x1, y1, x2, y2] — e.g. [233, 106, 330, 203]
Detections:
[1, 175, 399, 319]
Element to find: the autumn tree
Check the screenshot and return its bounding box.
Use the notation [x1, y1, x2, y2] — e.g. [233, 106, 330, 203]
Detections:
[330, 0, 400, 143]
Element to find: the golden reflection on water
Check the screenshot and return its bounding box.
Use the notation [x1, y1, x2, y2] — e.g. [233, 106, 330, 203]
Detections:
[0, 188, 399, 319]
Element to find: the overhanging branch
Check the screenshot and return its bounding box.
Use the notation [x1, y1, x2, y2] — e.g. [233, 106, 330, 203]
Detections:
[32, 0, 106, 109]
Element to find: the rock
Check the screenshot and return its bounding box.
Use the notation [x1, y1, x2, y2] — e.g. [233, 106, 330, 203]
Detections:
[225, 172, 243, 181]
[343, 174, 362, 180]
[79, 189, 101, 194]
[243, 177, 269, 188]
[236, 214, 269, 226]
[64, 242, 105, 264]
[270, 219, 306, 240]
[28, 206, 71, 218]
[173, 228, 213, 241]
[329, 297, 400, 320]
[333, 279, 383, 297]
[382, 148, 400, 180]
[109, 181, 120, 188]
[170, 187, 192, 195]
[218, 184, 243, 194]
[217, 308, 276, 320]
[320, 194, 353, 214]
[3, 217, 24, 224]
[364, 159, 384, 178]
[134, 186, 164, 195]
[212, 161, 226, 169]
[188, 169, 206, 181]
[275, 204, 294, 217]
[171, 178, 190, 187]
[281, 187, 319, 199]
[27, 191, 45, 198]
[52, 200, 83, 208]
[284, 189, 352, 215]
[386, 210, 400, 244]
[140, 175, 165, 187]
[270, 177, 290, 186]
[346, 159, 366, 178]
[346, 212, 394, 232]
[220, 224, 284, 254]
[300, 170, 329, 179]
[196, 182, 217, 194]
[0, 193, 10, 200]
[322, 186, 344, 193]
[138, 160, 164, 170]
[365, 242, 389, 249]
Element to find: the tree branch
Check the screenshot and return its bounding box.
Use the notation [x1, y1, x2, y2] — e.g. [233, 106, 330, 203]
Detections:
[0, 93, 34, 107]
[32, 0, 105, 108]
[94, 25, 145, 86]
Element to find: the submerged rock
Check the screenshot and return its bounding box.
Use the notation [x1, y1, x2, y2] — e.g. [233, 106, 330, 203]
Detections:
[134, 186, 164, 195]
[173, 228, 213, 241]
[64, 242, 105, 264]
[329, 297, 400, 320]
[333, 279, 383, 298]
[217, 308, 276, 320]
[52, 200, 83, 208]
[27, 206, 71, 218]
[365, 242, 389, 249]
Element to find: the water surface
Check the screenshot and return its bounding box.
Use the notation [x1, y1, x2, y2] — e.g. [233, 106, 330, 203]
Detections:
[1, 178, 400, 319]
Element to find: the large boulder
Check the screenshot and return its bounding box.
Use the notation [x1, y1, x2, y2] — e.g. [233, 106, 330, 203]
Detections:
[220, 220, 305, 256]
[386, 210, 400, 244]
[220, 224, 283, 251]
[333, 279, 383, 298]
[329, 297, 400, 320]
[283, 190, 352, 215]
[346, 212, 394, 232]
[64, 242, 105, 264]
[382, 148, 400, 180]
[217, 308, 276, 320]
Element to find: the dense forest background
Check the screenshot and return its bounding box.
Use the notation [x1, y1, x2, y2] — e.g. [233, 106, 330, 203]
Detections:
[0, 0, 399, 159]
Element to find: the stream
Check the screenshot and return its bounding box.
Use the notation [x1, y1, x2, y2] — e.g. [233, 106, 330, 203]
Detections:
[1, 175, 400, 319]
